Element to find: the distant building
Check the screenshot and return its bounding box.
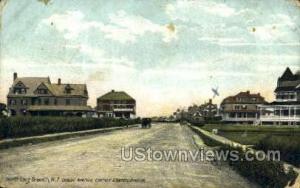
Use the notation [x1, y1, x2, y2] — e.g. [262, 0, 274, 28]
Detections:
[7, 73, 93, 116]
[259, 67, 300, 125]
[187, 105, 201, 118]
[199, 99, 219, 120]
[96, 90, 136, 119]
[220, 91, 266, 123]
[173, 99, 219, 122]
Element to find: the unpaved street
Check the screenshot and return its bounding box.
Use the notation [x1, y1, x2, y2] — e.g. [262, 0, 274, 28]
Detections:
[0, 123, 256, 188]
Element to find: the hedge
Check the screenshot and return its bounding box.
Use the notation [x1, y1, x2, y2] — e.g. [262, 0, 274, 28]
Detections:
[256, 135, 300, 167]
[0, 117, 140, 139]
[189, 126, 299, 188]
[222, 146, 298, 188]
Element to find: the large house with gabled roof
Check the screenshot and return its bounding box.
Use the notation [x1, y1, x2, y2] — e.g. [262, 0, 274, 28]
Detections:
[7, 73, 93, 116]
[96, 90, 136, 119]
[220, 91, 267, 123]
[258, 67, 300, 125]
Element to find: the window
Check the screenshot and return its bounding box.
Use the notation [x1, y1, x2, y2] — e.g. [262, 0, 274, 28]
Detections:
[38, 89, 48, 94]
[237, 98, 242, 102]
[242, 105, 247, 109]
[44, 98, 49, 105]
[65, 85, 73, 94]
[9, 99, 16, 105]
[66, 99, 71, 105]
[21, 99, 27, 105]
[31, 98, 35, 105]
[14, 88, 26, 94]
[234, 105, 240, 110]
[54, 98, 57, 105]
[38, 99, 41, 105]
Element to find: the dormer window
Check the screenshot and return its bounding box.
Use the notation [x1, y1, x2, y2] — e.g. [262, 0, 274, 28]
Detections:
[65, 84, 73, 94]
[13, 82, 27, 94]
[37, 89, 48, 94]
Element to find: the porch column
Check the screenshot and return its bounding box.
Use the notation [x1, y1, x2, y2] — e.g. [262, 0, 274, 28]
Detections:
[279, 107, 282, 119]
[259, 106, 262, 118]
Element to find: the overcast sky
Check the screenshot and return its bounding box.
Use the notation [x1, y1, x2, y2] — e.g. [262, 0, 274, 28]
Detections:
[0, 0, 299, 116]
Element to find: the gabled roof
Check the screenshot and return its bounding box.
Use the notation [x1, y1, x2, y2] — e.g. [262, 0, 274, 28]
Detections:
[221, 91, 266, 104]
[8, 77, 50, 96]
[8, 77, 88, 98]
[48, 84, 88, 97]
[279, 67, 294, 81]
[275, 67, 300, 92]
[97, 90, 135, 101]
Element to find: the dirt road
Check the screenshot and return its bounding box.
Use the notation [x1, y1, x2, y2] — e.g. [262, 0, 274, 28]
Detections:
[0, 123, 256, 188]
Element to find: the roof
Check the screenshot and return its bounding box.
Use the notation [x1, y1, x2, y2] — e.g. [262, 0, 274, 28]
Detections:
[275, 68, 300, 92]
[9, 77, 50, 96]
[279, 67, 294, 81]
[8, 76, 88, 98]
[97, 90, 135, 101]
[47, 83, 87, 97]
[221, 91, 266, 104]
[28, 105, 94, 111]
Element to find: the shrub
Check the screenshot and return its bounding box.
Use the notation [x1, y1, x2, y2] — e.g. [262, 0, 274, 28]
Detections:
[0, 117, 139, 139]
[256, 135, 300, 167]
[221, 146, 298, 188]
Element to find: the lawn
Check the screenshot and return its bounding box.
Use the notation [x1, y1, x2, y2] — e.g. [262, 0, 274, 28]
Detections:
[202, 124, 300, 133]
[202, 124, 300, 167]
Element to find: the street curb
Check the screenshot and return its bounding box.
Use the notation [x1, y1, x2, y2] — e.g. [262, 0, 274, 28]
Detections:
[188, 125, 251, 151]
[0, 124, 139, 150]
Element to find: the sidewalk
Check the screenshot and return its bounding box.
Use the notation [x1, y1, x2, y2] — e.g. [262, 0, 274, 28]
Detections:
[0, 124, 138, 149]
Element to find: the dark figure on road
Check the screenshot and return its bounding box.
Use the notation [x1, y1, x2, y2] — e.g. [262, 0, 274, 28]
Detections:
[141, 118, 152, 128]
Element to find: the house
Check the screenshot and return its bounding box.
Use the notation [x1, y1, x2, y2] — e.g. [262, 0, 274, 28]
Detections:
[96, 90, 136, 119]
[173, 99, 219, 123]
[7, 73, 93, 116]
[187, 105, 201, 118]
[220, 91, 266, 123]
[258, 67, 300, 125]
[199, 99, 219, 120]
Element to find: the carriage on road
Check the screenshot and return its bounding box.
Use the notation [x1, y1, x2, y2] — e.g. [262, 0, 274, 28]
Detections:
[141, 118, 152, 129]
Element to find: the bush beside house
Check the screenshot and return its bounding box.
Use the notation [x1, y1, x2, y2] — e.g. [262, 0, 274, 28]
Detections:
[0, 117, 139, 139]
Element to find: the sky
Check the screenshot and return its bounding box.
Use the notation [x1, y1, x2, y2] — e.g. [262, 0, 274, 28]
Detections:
[0, 0, 299, 116]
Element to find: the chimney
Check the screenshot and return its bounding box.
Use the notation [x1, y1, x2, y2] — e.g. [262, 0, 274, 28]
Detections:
[111, 89, 115, 92]
[58, 78, 61, 85]
[209, 99, 212, 104]
[258, 93, 260, 96]
[246, 90, 250, 94]
[13, 72, 17, 81]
